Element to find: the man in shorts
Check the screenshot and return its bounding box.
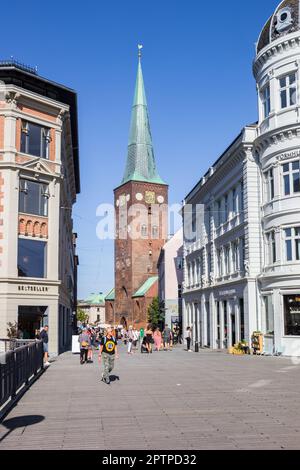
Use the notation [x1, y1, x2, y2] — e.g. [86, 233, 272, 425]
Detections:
[98, 326, 119, 385]
[40, 325, 50, 366]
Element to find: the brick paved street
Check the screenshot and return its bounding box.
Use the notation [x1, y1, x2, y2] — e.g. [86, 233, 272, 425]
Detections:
[1, 346, 300, 450]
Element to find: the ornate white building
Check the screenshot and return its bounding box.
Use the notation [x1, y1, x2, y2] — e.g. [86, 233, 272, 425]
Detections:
[0, 61, 80, 355]
[183, 0, 300, 356]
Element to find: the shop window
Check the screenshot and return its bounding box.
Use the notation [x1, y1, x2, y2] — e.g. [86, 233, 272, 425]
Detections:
[263, 296, 274, 335]
[239, 298, 245, 341]
[21, 121, 51, 159]
[18, 238, 47, 278]
[284, 295, 300, 336]
[19, 179, 49, 217]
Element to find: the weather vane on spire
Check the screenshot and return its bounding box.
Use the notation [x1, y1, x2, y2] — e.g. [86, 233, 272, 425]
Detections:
[138, 44, 143, 59]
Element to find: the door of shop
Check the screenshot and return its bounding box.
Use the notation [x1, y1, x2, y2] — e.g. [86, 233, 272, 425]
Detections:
[18, 306, 48, 339]
[231, 312, 236, 346]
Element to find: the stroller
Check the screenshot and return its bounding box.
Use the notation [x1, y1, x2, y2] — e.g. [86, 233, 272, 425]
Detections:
[141, 337, 149, 354]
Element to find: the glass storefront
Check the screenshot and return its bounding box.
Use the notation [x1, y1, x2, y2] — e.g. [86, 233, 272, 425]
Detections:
[284, 295, 300, 336]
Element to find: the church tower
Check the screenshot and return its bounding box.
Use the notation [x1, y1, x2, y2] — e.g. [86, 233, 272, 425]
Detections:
[107, 47, 168, 328]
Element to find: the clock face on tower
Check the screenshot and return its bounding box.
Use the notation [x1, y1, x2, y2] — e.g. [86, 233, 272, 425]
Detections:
[145, 191, 155, 204]
[119, 194, 126, 207]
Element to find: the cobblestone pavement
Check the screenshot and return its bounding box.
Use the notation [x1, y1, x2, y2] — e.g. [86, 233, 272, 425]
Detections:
[1, 345, 300, 450]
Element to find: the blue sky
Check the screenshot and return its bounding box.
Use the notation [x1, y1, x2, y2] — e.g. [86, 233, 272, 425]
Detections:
[3, 0, 280, 299]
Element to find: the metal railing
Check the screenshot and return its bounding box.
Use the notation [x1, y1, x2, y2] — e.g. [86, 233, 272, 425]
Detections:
[0, 339, 38, 353]
[0, 59, 38, 75]
[0, 340, 44, 416]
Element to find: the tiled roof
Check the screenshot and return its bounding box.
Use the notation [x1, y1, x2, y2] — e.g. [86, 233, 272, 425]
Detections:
[132, 276, 158, 298]
[105, 288, 115, 301]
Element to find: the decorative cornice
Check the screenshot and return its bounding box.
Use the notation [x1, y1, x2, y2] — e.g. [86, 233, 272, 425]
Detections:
[253, 33, 300, 78]
[255, 125, 300, 154]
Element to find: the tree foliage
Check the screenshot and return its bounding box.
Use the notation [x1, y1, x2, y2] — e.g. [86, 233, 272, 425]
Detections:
[76, 308, 89, 324]
[147, 297, 164, 328]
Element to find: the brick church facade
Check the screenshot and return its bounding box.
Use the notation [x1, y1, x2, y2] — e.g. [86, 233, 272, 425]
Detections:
[105, 50, 168, 328]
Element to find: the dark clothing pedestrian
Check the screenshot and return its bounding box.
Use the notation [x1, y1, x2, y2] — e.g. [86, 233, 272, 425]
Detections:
[78, 332, 91, 364]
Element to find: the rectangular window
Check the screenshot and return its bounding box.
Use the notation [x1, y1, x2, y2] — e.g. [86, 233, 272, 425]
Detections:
[216, 200, 221, 227]
[240, 181, 244, 214]
[217, 249, 223, 277]
[262, 84, 271, 118]
[280, 73, 297, 109]
[263, 296, 274, 335]
[284, 295, 300, 336]
[21, 121, 50, 159]
[232, 188, 237, 215]
[285, 227, 300, 261]
[283, 161, 300, 196]
[267, 231, 276, 264]
[18, 238, 47, 278]
[265, 168, 274, 202]
[224, 195, 228, 223]
[19, 179, 49, 217]
[224, 245, 230, 275]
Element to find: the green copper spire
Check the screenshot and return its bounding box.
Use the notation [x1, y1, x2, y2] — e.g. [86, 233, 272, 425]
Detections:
[122, 46, 165, 185]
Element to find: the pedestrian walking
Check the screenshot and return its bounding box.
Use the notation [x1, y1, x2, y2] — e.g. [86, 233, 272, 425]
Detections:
[78, 328, 91, 364]
[163, 324, 172, 351]
[99, 326, 119, 385]
[153, 328, 162, 351]
[40, 325, 50, 366]
[145, 325, 154, 354]
[132, 327, 139, 349]
[186, 327, 192, 352]
[86, 328, 94, 363]
[140, 327, 145, 342]
[127, 326, 134, 355]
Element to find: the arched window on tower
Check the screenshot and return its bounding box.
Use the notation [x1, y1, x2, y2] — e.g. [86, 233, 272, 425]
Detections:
[141, 224, 147, 238]
[152, 225, 159, 239]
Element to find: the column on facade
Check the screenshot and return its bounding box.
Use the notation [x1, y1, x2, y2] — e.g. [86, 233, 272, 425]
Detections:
[2, 112, 18, 279]
[220, 301, 225, 349]
[48, 179, 60, 279]
[234, 297, 241, 344]
[273, 289, 282, 354]
[200, 295, 205, 347]
[227, 300, 233, 347]
[209, 292, 216, 349]
[274, 227, 281, 265]
[243, 148, 261, 278]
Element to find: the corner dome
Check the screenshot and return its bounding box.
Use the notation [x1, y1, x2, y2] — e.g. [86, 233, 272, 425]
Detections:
[257, 0, 300, 54]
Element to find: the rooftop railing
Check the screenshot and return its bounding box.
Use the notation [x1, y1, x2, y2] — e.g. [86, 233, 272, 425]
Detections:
[0, 59, 38, 75]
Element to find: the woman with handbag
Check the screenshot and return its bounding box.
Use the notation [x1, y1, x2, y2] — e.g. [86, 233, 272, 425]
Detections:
[78, 328, 91, 364]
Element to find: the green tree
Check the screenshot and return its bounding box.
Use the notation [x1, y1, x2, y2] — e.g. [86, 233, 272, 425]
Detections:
[147, 297, 164, 328]
[7, 321, 18, 339]
[76, 308, 89, 324]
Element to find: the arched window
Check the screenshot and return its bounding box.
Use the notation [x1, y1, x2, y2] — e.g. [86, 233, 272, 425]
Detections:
[141, 224, 147, 238]
[152, 225, 159, 239]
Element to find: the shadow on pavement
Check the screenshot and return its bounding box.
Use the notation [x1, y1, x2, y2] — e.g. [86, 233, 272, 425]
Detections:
[109, 375, 120, 382]
[0, 415, 45, 443]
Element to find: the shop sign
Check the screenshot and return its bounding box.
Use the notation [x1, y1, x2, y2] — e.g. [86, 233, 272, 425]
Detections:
[219, 289, 236, 297]
[278, 150, 300, 161]
[18, 285, 49, 293]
